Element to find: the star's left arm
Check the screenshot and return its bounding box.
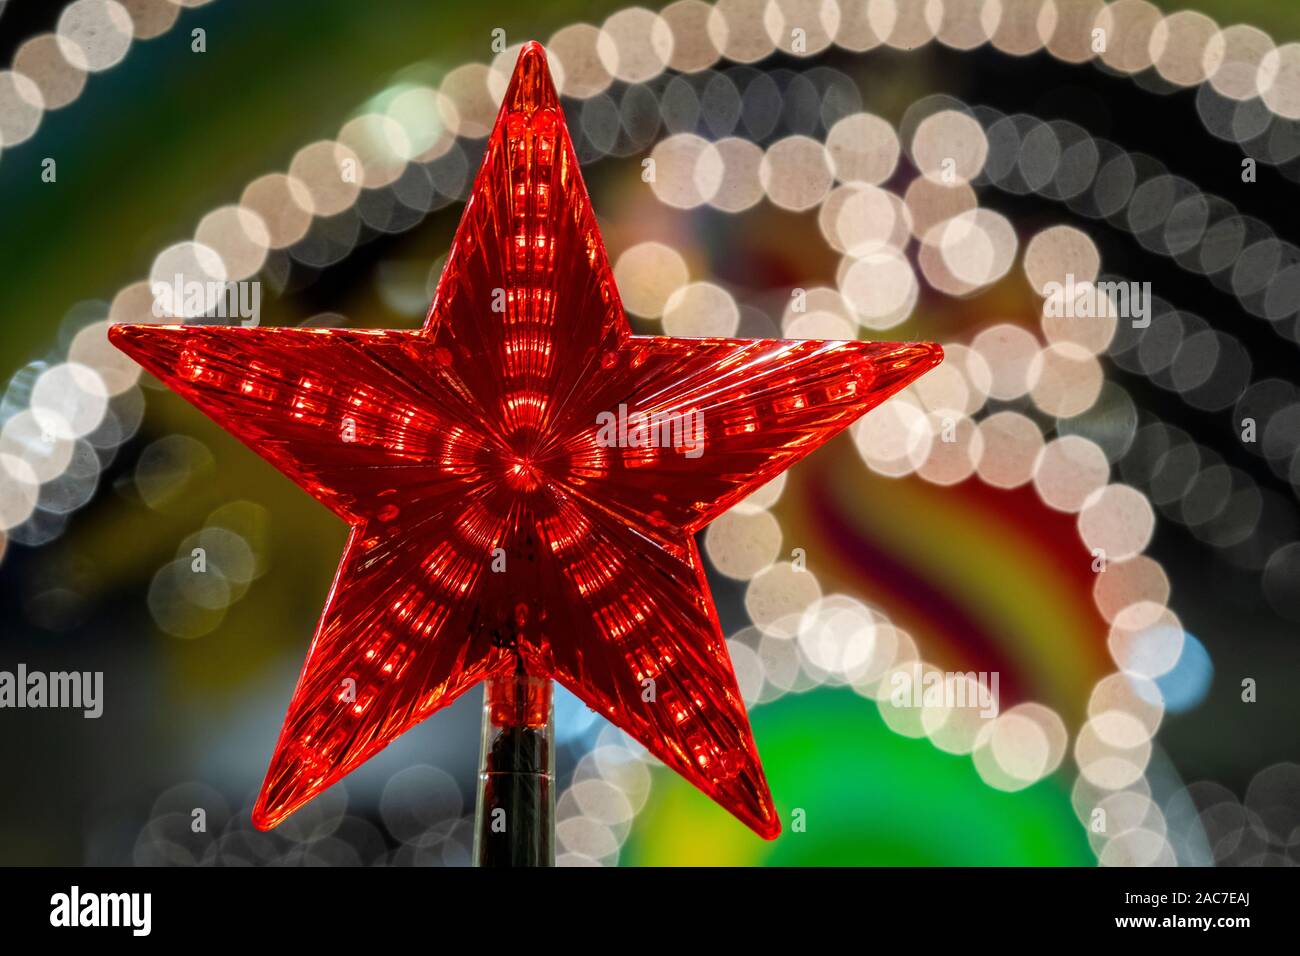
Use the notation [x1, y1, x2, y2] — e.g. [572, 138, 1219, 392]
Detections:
[110, 324, 497, 525]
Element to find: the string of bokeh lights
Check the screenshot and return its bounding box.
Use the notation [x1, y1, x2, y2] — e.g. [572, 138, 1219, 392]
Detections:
[0, 0, 214, 151]
[938, 100, 1300, 604]
[3, 0, 1298, 864]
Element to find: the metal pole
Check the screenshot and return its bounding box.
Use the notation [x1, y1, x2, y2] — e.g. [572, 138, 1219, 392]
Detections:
[473, 669, 555, 867]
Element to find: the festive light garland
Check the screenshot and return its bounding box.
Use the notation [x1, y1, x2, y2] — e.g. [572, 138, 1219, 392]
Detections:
[4, 0, 1295, 864]
[0, 0, 216, 152]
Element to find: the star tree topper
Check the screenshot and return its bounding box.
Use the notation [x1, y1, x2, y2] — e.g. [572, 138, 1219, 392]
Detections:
[111, 43, 941, 839]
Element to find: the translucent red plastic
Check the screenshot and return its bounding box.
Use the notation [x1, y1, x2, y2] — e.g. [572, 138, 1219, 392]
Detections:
[111, 43, 942, 839]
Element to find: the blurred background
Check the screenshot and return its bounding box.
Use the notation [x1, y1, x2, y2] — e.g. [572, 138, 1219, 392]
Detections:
[0, 0, 1298, 866]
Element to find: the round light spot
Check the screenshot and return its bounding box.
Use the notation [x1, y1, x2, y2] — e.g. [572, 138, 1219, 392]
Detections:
[110, 281, 163, 325]
[240, 173, 314, 250]
[745, 561, 822, 638]
[708, 0, 779, 64]
[1023, 224, 1100, 294]
[1204, 24, 1275, 101]
[568, 777, 635, 827]
[1108, 601, 1185, 679]
[727, 639, 766, 704]
[13, 34, 87, 111]
[821, 183, 910, 256]
[662, 281, 739, 337]
[760, 135, 834, 211]
[662, 0, 722, 73]
[1098, 828, 1174, 867]
[912, 356, 969, 414]
[194, 205, 270, 283]
[0, 71, 44, 147]
[1041, 281, 1118, 355]
[648, 133, 724, 209]
[782, 287, 856, 338]
[917, 411, 983, 485]
[935, 208, 1017, 288]
[853, 396, 932, 477]
[876, 660, 941, 738]
[1033, 435, 1110, 512]
[937, 0, 999, 51]
[389, 85, 456, 162]
[290, 140, 363, 217]
[911, 109, 988, 183]
[837, 0, 889, 51]
[839, 248, 919, 329]
[32, 362, 109, 439]
[1259, 43, 1300, 120]
[599, 8, 674, 83]
[1028, 342, 1103, 417]
[0, 410, 74, 482]
[764, 0, 841, 57]
[783, 309, 855, 339]
[613, 242, 689, 318]
[706, 508, 783, 580]
[1078, 483, 1155, 562]
[69, 320, 142, 396]
[57, 0, 134, 73]
[118, 0, 179, 39]
[1087, 672, 1164, 748]
[1149, 10, 1218, 87]
[1075, 718, 1152, 789]
[710, 136, 765, 213]
[1093, 556, 1171, 624]
[944, 342, 993, 413]
[1094, 0, 1161, 74]
[149, 241, 227, 319]
[921, 669, 997, 755]
[971, 322, 1039, 400]
[797, 596, 882, 684]
[876, 0, 942, 51]
[903, 177, 977, 240]
[0, 455, 40, 531]
[337, 112, 411, 187]
[989, 0, 1055, 57]
[826, 112, 900, 184]
[975, 411, 1044, 488]
[743, 473, 787, 511]
[990, 702, 1067, 783]
[1045, 0, 1105, 63]
[548, 23, 615, 99]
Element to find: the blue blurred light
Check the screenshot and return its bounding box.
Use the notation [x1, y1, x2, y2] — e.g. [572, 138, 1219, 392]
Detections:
[1155, 632, 1213, 714]
[554, 684, 600, 745]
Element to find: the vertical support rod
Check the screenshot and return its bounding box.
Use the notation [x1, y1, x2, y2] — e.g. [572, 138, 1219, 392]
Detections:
[473, 670, 555, 867]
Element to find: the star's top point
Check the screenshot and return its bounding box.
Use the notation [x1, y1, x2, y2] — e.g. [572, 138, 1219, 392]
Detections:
[502, 41, 560, 115]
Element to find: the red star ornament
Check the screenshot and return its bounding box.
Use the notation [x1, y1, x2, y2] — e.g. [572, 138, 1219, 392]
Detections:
[111, 43, 941, 840]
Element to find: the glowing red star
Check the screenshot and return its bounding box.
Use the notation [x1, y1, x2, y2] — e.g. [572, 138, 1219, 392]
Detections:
[111, 43, 941, 839]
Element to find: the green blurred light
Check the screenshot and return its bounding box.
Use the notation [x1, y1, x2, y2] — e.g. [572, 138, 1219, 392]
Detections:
[624, 687, 1095, 866]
